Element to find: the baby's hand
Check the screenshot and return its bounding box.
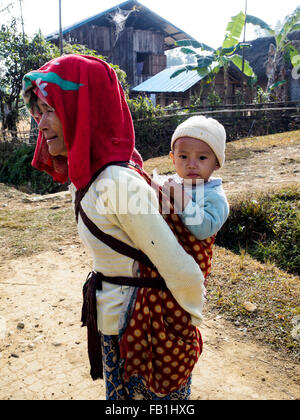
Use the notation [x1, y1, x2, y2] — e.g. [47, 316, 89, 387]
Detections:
[162, 179, 190, 212]
[163, 179, 182, 196]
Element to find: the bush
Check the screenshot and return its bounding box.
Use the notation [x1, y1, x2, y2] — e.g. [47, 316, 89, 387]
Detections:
[127, 96, 166, 120]
[216, 187, 300, 275]
[0, 144, 66, 194]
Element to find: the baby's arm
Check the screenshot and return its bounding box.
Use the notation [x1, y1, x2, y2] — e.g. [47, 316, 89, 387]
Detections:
[181, 187, 229, 240]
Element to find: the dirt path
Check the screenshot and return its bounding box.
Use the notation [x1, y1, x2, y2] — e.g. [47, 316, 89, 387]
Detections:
[0, 245, 299, 400]
[0, 139, 299, 400]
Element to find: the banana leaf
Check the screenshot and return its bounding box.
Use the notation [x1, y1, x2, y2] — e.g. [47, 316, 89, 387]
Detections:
[290, 23, 300, 32]
[288, 44, 300, 67]
[268, 80, 287, 92]
[280, 6, 300, 38]
[223, 11, 245, 49]
[170, 65, 198, 79]
[196, 55, 214, 68]
[220, 42, 251, 56]
[180, 47, 198, 56]
[246, 15, 273, 33]
[230, 54, 256, 78]
[175, 39, 215, 52]
[170, 68, 188, 79]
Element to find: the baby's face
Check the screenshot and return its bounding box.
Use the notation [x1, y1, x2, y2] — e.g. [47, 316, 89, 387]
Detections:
[170, 137, 219, 183]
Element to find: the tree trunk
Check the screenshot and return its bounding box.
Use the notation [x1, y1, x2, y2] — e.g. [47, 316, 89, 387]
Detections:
[6, 102, 18, 141]
[0, 97, 6, 141]
[224, 66, 230, 105]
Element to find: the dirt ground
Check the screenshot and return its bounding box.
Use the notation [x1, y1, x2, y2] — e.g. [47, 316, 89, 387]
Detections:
[0, 139, 299, 400]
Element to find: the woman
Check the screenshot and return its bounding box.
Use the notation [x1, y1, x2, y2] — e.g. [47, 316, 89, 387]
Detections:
[22, 54, 208, 400]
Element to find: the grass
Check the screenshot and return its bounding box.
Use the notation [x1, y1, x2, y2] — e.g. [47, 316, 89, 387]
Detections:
[0, 206, 78, 263]
[207, 246, 299, 358]
[216, 184, 300, 275]
[143, 129, 300, 175]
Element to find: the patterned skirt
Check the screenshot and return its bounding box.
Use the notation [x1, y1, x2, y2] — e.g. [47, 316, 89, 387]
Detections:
[101, 335, 191, 400]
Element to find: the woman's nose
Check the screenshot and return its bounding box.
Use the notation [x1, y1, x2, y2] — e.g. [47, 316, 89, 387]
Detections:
[38, 114, 47, 131]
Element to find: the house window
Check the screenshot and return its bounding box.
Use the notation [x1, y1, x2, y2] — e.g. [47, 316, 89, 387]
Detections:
[137, 53, 150, 75]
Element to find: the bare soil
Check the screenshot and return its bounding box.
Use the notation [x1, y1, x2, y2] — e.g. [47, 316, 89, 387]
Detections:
[0, 134, 299, 400]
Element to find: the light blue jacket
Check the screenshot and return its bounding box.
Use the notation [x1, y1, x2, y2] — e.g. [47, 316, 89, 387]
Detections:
[180, 178, 229, 240]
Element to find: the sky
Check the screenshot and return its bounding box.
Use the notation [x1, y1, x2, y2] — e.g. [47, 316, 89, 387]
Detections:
[1, 0, 300, 48]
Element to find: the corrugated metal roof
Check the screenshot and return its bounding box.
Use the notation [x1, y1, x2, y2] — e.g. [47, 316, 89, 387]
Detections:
[132, 65, 202, 93]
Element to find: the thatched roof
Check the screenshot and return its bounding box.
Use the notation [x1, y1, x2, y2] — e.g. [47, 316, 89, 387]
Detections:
[239, 30, 300, 84]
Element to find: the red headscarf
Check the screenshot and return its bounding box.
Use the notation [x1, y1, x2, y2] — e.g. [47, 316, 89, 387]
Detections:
[22, 54, 143, 190]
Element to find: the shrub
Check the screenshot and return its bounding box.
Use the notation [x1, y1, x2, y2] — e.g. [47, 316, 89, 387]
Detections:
[216, 187, 300, 275]
[0, 144, 66, 194]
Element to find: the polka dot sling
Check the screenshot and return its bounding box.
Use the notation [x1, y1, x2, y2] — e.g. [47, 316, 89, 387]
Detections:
[119, 164, 215, 396]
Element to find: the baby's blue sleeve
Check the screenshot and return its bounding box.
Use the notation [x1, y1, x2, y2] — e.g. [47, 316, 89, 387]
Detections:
[180, 186, 229, 240]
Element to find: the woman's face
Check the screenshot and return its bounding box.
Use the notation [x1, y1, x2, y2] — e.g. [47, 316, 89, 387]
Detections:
[36, 97, 68, 157]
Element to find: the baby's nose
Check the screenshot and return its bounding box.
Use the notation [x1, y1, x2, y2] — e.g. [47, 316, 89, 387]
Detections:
[188, 159, 197, 167]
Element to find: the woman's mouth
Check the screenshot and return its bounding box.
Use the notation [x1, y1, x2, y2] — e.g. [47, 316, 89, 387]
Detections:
[46, 136, 58, 144]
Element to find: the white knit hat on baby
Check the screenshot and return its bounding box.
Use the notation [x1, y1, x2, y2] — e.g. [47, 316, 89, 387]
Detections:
[171, 116, 226, 168]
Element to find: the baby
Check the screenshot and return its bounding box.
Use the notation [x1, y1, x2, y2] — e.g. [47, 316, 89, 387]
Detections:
[165, 115, 229, 240]
[132, 115, 229, 278]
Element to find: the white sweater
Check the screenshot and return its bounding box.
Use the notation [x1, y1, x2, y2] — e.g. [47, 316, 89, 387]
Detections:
[70, 165, 206, 335]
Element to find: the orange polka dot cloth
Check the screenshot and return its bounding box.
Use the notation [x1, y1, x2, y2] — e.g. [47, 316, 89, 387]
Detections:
[119, 164, 215, 396]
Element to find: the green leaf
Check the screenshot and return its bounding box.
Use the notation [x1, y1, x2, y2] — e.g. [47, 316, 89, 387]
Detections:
[196, 67, 211, 77]
[246, 15, 274, 33]
[180, 47, 198, 55]
[220, 43, 251, 56]
[288, 45, 300, 67]
[222, 35, 238, 50]
[197, 55, 214, 68]
[175, 39, 215, 52]
[170, 68, 187, 78]
[223, 11, 246, 47]
[290, 23, 300, 32]
[268, 80, 287, 91]
[281, 6, 300, 35]
[170, 65, 199, 79]
[230, 54, 255, 78]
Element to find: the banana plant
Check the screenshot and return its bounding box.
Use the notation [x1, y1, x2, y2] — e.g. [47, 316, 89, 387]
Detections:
[171, 11, 257, 104]
[246, 6, 300, 99]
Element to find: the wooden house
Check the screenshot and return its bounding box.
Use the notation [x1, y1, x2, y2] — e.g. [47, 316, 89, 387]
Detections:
[46, 0, 197, 88]
[132, 63, 250, 107]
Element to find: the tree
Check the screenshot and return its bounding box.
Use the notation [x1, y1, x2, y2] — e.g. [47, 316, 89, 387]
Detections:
[171, 12, 256, 104]
[0, 19, 58, 139]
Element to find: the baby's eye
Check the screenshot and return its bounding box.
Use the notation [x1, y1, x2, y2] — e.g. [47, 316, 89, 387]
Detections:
[179, 155, 187, 159]
[199, 156, 207, 160]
